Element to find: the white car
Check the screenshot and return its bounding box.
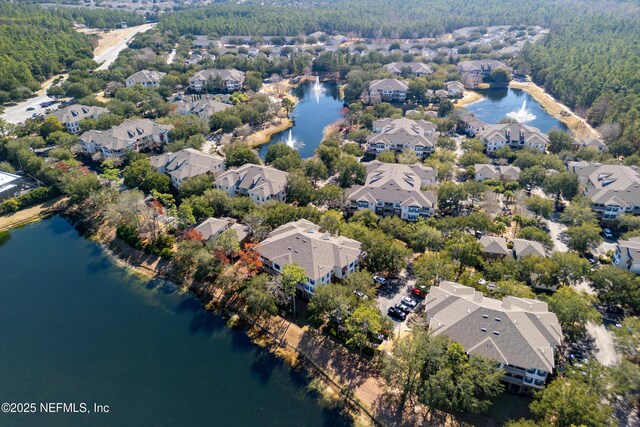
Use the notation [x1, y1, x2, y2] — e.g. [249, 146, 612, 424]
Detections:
[603, 228, 613, 239]
[401, 296, 418, 309]
[373, 275, 387, 285]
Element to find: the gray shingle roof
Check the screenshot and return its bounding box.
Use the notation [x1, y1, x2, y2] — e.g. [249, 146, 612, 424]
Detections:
[51, 104, 108, 124]
[150, 148, 225, 182]
[346, 162, 437, 209]
[214, 164, 288, 199]
[255, 219, 362, 282]
[369, 78, 408, 92]
[425, 282, 562, 372]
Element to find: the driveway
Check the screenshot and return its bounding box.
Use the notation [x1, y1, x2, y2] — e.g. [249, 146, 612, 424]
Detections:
[1, 81, 63, 124]
[586, 321, 620, 366]
[376, 269, 420, 336]
[545, 215, 568, 252]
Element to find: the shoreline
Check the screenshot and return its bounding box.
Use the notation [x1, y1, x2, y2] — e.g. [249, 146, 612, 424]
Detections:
[62, 211, 382, 426]
[0, 197, 68, 232]
[456, 90, 484, 107]
[509, 80, 600, 140]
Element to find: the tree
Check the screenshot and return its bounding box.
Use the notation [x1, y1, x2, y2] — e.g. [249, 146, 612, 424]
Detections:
[46, 85, 65, 99]
[376, 150, 396, 163]
[264, 142, 296, 165]
[319, 210, 344, 235]
[525, 195, 553, 219]
[307, 282, 353, 325]
[178, 175, 215, 199]
[547, 130, 574, 153]
[560, 195, 597, 227]
[280, 264, 307, 315]
[437, 182, 467, 212]
[612, 316, 640, 364]
[336, 156, 366, 188]
[566, 223, 602, 253]
[543, 171, 579, 204]
[224, 142, 260, 167]
[590, 266, 640, 313]
[243, 274, 278, 322]
[550, 252, 590, 287]
[530, 377, 613, 427]
[345, 305, 383, 354]
[302, 159, 328, 187]
[517, 226, 553, 248]
[413, 252, 456, 287]
[445, 234, 484, 278]
[397, 148, 419, 164]
[459, 151, 489, 168]
[546, 286, 601, 339]
[438, 99, 454, 117]
[39, 116, 64, 139]
[123, 158, 170, 194]
[286, 170, 314, 206]
[63, 172, 101, 203]
[489, 68, 510, 86]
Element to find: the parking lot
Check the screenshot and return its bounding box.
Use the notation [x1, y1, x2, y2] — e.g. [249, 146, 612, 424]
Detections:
[375, 268, 423, 336]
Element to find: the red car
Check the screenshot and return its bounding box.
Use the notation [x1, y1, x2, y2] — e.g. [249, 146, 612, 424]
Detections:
[411, 287, 427, 299]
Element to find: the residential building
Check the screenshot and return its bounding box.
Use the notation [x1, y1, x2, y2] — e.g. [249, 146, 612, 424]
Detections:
[474, 164, 521, 182]
[346, 161, 437, 221]
[457, 59, 510, 88]
[573, 138, 607, 153]
[478, 123, 548, 153]
[425, 281, 562, 392]
[150, 148, 226, 188]
[214, 164, 288, 204]
[192, 36, 223, 49]
[445, 80, 465, 96]
[172, 95, 232, 121]
[0, 171, 23, 201]
[367, 79, 408, 103]
[255, 219, 363, 296]
[188, 69, 245, 92]
[612, 237, 640, 275]
[367, 117, 437, 159]
[383, 62, 433, 77]
[479, 236, 511, 259]
[513, 238, 547, 259]
[568, 162, 640, 219]
[125, 70, 166, 88]
[50, 105, 109, 134]
[194, 217, 250, 244]
[480, 236, 546, 260]
[79, 119, 173, 160]
[460, 116, 487, 137]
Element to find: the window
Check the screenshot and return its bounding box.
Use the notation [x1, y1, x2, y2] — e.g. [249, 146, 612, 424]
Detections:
[481, 328, 487, 332]
[493, 331, 500, 335]
[482, 314, 488, 319]
[495, 317, 501, 322]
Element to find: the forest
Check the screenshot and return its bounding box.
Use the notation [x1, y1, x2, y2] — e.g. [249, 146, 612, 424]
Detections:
[0, 4, 145, 103]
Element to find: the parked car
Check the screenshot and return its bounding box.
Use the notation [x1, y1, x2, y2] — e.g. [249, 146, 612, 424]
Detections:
[373, 275, 387, 285]
[603, 228, 613, 239]
[401, 296, 418, 309]
[26, 106, 35, 111]
[387, 306, 407, 321]
[395, 303, 411, 314]
[411, 286, 427, 299]
[353, 290, 369, 300]
[583, 252, 598, 265]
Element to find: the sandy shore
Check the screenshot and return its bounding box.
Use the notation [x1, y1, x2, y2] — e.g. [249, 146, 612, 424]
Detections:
[456, 90, 484, 107]
[245, 117, 293, 147]
[510, 80, 600, 140]
[0, 197, 68, 232]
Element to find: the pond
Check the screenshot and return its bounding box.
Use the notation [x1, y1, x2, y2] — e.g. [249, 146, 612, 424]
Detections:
[465, 88, 568, 133]
[0, 217, 352, 426]
[258, 80, 344, 159]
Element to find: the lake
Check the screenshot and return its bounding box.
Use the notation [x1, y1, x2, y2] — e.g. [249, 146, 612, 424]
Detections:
[0, 217, 352, 427]
[465, 88, 568, 133]
[258, 81, 344, 159]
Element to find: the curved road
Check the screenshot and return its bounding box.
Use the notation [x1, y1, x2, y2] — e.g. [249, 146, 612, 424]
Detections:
[2, 23, 155, 124]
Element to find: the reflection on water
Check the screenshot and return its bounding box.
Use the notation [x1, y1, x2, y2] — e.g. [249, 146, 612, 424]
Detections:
[258, 81, 344, 159]
[0, 216, 352, 427]
[466, 88, 567, 133]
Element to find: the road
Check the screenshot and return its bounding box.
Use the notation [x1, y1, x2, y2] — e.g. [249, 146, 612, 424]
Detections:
[2, 24, 155, 124]
[166, 48, 177, 65]
[586, 321, 620, 366]
[95, 23, 155, 71]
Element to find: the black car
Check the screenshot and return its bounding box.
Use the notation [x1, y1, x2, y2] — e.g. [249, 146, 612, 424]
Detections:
[395, 303, 411, 314]
[583, 252, 598, 265]
[387, 306, 407, 321]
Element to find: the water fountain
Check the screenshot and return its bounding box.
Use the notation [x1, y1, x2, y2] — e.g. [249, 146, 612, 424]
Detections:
[283, 129, 303, 149]
[506, 99, 536, 123]
[312, 76, 323, 92]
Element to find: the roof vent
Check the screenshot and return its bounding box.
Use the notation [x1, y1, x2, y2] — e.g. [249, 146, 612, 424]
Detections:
[482, 314, 488, 319]
[481, 328, 487, 332]
[495, 317, 501, 322]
